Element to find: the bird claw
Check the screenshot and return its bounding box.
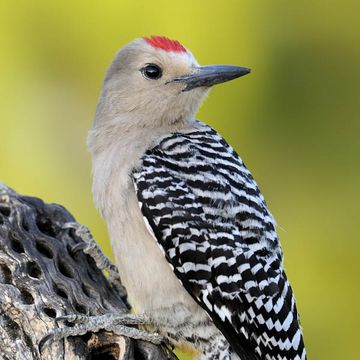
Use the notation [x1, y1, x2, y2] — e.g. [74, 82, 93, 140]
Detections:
[62, 222, 128, 304]
[63, 222, 93, 242]
[55, 314, 90, 324]
[63, 222, 106, 262]
[69, 242, 87, 255]
[39, 313, 164, 353]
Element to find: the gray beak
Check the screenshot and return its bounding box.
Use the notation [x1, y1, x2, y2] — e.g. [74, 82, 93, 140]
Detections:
[170, 65, 251, 91]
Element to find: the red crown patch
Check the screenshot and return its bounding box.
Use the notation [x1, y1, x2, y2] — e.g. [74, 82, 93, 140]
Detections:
[143, 36, 187, 53]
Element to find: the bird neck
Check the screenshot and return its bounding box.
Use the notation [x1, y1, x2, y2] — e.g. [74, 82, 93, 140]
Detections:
[87, 114, 198, 219]
[88, 112, 188, 157]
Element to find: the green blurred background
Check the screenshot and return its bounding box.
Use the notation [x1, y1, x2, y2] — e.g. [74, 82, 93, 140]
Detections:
[0, 1, 359, 358]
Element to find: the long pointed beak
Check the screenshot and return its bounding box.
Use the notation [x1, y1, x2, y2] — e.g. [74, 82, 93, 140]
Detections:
[170, 65, 251, 91]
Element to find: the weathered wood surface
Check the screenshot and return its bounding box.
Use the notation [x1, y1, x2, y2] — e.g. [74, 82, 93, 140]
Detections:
[0, 183, 177, 360]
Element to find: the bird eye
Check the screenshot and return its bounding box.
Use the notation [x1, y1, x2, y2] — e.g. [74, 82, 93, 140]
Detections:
[142, 64, 162, 80]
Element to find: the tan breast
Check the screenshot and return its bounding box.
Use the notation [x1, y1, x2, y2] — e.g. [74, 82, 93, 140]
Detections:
[89, 121, 218, 344]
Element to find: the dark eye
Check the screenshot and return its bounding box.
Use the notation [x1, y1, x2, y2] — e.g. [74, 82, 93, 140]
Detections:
[142, 64, 162, 80]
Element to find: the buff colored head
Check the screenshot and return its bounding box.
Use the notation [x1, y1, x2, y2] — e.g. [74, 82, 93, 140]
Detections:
[94, 36, 250, 128]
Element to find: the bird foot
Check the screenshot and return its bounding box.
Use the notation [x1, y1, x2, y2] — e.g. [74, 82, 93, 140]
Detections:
[63, 222, 128, 303]
[39, 313, 164, 352]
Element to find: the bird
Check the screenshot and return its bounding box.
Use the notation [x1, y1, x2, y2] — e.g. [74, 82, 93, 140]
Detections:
[86, 35, 306, 360]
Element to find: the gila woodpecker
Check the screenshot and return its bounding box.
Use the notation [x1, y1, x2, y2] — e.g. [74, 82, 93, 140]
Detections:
[82, 36, 306, 360]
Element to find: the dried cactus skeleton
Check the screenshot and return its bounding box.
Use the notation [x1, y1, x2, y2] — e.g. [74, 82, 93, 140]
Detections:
[0, 183, 177, 360]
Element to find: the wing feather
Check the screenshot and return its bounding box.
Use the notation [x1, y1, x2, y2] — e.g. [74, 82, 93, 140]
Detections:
[132, 122, 306, 360]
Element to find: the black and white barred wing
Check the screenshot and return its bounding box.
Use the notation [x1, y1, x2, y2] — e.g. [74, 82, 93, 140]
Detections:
[132, 124, 306, 360]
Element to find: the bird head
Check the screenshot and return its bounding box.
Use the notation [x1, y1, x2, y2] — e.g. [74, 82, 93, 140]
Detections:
[95, 36, 250, 129]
